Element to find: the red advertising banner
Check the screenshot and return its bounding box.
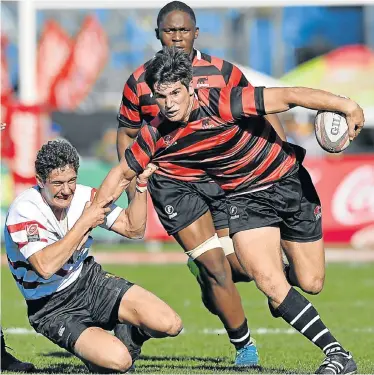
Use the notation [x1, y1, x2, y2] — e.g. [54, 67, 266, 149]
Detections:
[37, 20, 73, 105]
[50, 15, 109, 110]
[1, 104, 50, 198]
[304, 156, 374, 248]
[1, 35, 13, 103]
[145, 156, 374, 247]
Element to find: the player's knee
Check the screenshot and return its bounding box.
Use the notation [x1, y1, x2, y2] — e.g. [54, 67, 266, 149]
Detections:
[299, 275, 324, 295]
[252, 270, 286, 298]
[164, 312, 183, 337]
[109, 347, 133, 373]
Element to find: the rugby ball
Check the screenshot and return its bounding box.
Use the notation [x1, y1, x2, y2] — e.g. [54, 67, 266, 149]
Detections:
[314, 110, 350, 153]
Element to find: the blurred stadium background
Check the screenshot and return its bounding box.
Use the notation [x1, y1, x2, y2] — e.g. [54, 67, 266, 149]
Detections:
[1, 0, 374, 373]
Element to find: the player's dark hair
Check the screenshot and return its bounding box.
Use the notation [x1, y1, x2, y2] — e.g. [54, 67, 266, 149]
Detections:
[35, 140, 80, 182]
[157, 1, 196, 27]
[145, 46, 193, 92]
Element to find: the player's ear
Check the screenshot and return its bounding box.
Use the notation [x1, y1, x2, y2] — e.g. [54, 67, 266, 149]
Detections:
[194, 26, 199, 40]
[189, 81, 194, 96]
[36, 175, 44, 188]
[155, 28, 160, 40]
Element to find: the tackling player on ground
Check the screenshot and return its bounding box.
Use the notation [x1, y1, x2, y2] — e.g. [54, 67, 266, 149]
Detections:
[5, 140, 182, 373]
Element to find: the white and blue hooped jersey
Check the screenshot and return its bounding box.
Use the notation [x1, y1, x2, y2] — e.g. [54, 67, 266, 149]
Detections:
[4, 184, 122, 300]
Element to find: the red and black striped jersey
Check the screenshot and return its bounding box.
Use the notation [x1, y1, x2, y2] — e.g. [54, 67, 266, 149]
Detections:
[125, 85, 297, 193]
[118, 49, 248, 129]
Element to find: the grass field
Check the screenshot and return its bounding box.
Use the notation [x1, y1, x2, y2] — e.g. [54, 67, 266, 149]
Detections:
[2, 262, 374, 374]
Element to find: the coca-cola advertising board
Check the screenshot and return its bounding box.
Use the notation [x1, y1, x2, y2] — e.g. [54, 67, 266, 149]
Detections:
[304, 157, 374, 248]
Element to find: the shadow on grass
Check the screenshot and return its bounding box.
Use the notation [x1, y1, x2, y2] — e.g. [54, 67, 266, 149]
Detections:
[41, 351, 74, 358]
[138, 355, 297, 373]
[29, 353, 298, 374]
[32, 363, 88, 374]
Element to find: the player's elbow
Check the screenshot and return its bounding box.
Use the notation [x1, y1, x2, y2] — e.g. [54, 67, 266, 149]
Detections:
[29, 254, 55, 280]
[33, 262, 54, 280]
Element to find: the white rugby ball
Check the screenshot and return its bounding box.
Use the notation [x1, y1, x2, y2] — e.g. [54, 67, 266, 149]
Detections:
[314, 110, 350, 153]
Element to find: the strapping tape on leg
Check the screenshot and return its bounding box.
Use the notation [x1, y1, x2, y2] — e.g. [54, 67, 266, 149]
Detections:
[219, 236, 235, 256]
[185, 233, 222, 260]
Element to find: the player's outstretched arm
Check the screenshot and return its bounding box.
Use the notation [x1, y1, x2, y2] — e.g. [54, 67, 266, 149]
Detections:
[110, 163, 158, 239]
[94, 157, 137, 206]
[117, 127, 139, 202]
[262, 87, 365, 140]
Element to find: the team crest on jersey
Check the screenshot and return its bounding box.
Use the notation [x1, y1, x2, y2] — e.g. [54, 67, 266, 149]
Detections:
[314, 205, 322, 220]
[196, 76, 209, 88]
[26, 224, 40, 242]
[202, 118, 214, 129]
[164, 135, 172, 146]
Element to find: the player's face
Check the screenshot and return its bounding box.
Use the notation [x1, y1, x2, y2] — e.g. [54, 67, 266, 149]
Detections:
[157, 11, 199, 57]
[153, 80, 194, 122]
[38, 165, 77, 211]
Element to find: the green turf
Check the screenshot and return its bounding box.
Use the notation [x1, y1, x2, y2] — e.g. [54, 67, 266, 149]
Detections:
[1, 241, 181, 255]
[2, 263, 374, 373]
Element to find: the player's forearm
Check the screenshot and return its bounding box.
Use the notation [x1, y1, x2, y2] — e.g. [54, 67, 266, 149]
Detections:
[115, 189, 148, 239]
[29, 221, 90, 279]
[117, 127, 138, 201]
[263, 87, 353, 114]
[264, 114, 286, 141]
[94, 163, 133, 205]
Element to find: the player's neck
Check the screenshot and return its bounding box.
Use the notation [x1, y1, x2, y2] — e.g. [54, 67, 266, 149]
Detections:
[50, 207, 66, 221]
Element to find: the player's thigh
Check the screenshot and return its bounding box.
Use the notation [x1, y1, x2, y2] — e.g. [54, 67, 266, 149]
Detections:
[190, 180, 229, 233]
[232, 227, 290, 303]
[279, 164, 325, 287]
[117, 285, 182, 337]
[75, 327, 132, 372]
[148, 174, 211, 239]
[175, 210, 218, 251]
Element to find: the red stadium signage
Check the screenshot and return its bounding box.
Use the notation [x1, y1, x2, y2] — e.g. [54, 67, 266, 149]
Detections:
[37, 20, 73, 105]
[50, 15, 109, 110]
[304, 156, 374, 248]
[1, 104, 50, 198]
[1, 35, 13, 103]
[145, 156, 374, 248]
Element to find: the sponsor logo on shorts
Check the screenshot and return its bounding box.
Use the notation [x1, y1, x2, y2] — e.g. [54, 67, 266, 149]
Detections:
[229, 205, 239, 220]
[26, 224, 40, 242]
[165, 205, 178, 219]
[314, 205, 322, 220]
[58, 325, 65, 337]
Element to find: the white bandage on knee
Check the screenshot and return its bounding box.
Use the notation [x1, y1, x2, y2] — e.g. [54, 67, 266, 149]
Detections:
[185, 234, 222, 260]
[219, 236, 235, 256]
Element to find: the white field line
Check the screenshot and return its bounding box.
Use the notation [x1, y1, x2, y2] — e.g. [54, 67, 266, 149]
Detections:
[2, 249, 374, 266]
[5, 327, 374, 336]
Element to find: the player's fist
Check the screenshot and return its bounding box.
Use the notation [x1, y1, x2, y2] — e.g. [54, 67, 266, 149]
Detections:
[344, 100, 365, 140]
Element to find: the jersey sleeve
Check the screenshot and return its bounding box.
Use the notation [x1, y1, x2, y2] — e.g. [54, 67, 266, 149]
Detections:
[209, 85, 266, 123]
[118, 74, 142, 129]
[221, 61, 249, 88]
[6, 201, 49, 259]
[124, 125, 156, 174]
